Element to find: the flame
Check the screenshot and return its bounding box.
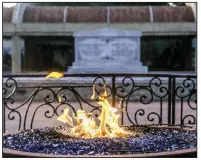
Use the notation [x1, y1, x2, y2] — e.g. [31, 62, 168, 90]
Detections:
[58, 96, 62, 103]
[57, 108, 74, 127]
[57, 84, 131, 138]
[45, 72, 64, 79]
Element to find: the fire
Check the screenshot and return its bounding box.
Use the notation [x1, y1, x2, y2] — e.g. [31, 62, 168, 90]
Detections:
[45, 72, 63, 79]
[57, 84, 131, 138]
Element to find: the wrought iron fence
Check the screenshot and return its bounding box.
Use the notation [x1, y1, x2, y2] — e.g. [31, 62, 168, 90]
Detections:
[3, 73, 197, 133]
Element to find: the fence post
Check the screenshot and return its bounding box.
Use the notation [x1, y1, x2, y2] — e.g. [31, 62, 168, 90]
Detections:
[3, 101, 5, 133]
[112, 76, 116, 108]
[168, 76, 172, 125]
[171, 77, 176, 125]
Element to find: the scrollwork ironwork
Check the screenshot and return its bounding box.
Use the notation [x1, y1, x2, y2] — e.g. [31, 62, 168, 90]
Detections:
[23, 88, 56, 129]
[90, 108, 101, 118]
[182, 115, 196, 125]
[8, 110, 21, 130]
[30, 103, 56, 129]
[3, 77, 17, 99]
[174, 77, 197, 128]
[149, 77, 168, 98]
[3, 74, 197, 133]
[120, 77, 161, 125]
[115, 76, 135, 98]
[134, 109, 145, 125]
[147, 112, 161, 124]
[92, 76, 112, 97]
[175, 78, 195, 98]
[188, 92, 197, 110]
[55, 103, 77, 117]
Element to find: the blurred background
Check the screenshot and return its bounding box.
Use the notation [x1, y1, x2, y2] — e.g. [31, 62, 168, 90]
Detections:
[3, 2, 196, 74]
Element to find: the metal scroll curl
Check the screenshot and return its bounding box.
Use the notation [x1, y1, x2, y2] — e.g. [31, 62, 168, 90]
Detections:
[8, 110, 21, 131]
[147, 112, 161, 124]
[3, 77, 17, 99]
[90, 108, 101, 118]
[134, 109, 145, 125]
[92, 76, 112, 97]
[115, 76, 135, 98]
[187, 92, 197, 110]
[175, 78, 195, 98]
[149, 77, 168, 98]
[182, 115, 196, 126]
[137, 87, 153, 105]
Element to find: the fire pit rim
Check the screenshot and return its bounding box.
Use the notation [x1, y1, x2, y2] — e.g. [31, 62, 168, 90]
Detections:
[3, 147, 197, 158]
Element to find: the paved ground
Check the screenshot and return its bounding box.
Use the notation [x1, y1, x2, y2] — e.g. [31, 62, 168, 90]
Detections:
[4, 101, 196, 133]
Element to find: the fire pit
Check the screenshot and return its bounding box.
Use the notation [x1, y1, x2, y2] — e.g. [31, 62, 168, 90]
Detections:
[3, 125, 196, 157]
[3, 73, 197, 157]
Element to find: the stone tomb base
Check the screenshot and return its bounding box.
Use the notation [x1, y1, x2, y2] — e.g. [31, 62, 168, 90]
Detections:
[68, 61, 148, 74]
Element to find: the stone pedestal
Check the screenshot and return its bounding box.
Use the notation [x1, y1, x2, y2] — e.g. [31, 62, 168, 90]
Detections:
[68, 28, 148, 74]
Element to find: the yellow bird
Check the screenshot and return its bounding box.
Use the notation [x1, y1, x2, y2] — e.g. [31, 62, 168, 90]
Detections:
[45, 72, 64, 79]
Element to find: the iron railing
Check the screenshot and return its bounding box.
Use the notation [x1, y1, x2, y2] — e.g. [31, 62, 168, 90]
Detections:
[3, 73, 197, 133]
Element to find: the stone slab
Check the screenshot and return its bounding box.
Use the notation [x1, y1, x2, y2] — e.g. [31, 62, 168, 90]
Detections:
[3, 23, 196, 37]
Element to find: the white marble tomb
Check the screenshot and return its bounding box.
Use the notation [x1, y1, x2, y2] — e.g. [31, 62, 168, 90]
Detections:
[68, 28, 148, 73]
